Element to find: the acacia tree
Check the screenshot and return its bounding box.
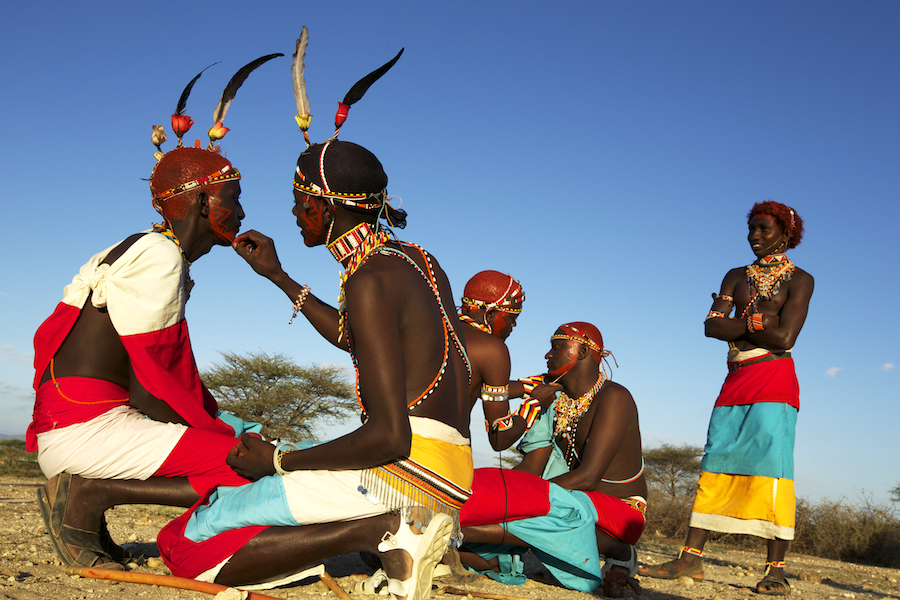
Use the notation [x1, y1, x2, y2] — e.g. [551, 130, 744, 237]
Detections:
[643, 443, 704, 500]
[201, 350, 356, 442]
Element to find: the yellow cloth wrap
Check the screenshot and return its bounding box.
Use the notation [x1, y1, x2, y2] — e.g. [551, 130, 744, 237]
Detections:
[372, 433, 474, 508]
[690, 471, 795, 540]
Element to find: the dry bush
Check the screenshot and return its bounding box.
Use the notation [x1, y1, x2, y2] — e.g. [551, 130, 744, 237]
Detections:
[792, 496, 900, 568]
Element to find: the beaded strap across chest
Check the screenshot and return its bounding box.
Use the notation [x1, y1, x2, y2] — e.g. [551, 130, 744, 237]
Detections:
[348, 241, 471, 414]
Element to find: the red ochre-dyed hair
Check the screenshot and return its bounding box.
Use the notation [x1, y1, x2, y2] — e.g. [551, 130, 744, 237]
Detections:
[748, 200, 804, 249]
[556, 321, 604, 363]
[462, 271, 523, 309]
[150, 147, 233, 221]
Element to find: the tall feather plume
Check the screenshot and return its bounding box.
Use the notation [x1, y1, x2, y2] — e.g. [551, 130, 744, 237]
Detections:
[342, 48, 404, 106]
[211, 53, 284, 125]
[292, 27, 312, 146]
[174, 63, 219, 116]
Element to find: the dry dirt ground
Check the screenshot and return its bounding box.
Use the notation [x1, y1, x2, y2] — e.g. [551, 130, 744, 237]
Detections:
[1, 475, 898, 600]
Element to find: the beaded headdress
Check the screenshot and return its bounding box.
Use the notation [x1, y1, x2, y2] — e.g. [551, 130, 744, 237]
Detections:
[747, 201, 803, 250]
[289, 27, 406, 228]
[552, 322, 615, 367]
[148, 53, 282, 212]
[461, 271, 525, 314]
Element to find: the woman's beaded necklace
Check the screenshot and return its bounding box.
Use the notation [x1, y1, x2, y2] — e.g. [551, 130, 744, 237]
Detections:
[554, 372, 606, 468]
[152, 222, 194, 299]
[741, 254, 794, 320]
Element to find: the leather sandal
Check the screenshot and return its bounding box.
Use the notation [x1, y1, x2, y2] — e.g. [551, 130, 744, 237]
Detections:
[639, 559, 704, 580]
[36, 473, 123, 570]
[378, 511, 453, 600]
[756, 574, 791, 595]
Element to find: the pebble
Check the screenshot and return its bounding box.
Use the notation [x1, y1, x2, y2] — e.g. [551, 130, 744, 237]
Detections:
[798, 571, 822, 583]
[677, 576, 695, 586]
[713, 596, 724, 600]
[146, 557, 164, 569]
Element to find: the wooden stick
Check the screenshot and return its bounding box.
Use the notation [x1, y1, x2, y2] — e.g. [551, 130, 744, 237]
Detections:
[65, 566, 284, 598]
[436, 585, 537, 600]
[319, 571, 353, 600]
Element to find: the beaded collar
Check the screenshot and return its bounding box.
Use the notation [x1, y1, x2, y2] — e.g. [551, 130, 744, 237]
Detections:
[746, 254, 795, 301]
[328, 222, 376, 262]
[458, 313, 491, 334]
[337, 226, 392, 342]
[152, 222, 194, 299]
[554, 372, 606, 468]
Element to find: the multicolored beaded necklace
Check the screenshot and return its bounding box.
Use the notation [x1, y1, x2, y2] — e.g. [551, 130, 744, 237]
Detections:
[554, 372, 606, 468]
[746, 254, 794, 300]
[458, 313, 490, 334]
[152, 222, 194, 298]
[327, 222, 375, 262]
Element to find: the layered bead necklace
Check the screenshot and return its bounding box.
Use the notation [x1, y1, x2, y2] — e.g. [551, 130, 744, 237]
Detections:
[554, 372, 606, 468]
[746, 254, 795, 301]
[152, 222, 194, 299]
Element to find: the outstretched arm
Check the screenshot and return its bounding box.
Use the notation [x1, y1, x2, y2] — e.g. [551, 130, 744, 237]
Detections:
[233, 230, 343, 348]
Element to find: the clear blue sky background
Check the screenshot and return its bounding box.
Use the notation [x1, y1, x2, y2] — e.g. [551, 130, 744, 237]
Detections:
[1, 1, 897, 505]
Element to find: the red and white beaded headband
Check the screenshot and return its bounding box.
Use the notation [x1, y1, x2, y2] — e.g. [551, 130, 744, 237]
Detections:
[153, 164, 241, 203]
[552, 325, 604, 354]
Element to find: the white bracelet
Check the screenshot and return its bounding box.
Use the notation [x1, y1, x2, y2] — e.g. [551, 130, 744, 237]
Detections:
[273, 441, 301, 475]
[288, 285, 311, 324]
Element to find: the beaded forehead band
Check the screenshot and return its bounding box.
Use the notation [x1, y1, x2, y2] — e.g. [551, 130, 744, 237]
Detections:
[149, 53, 282, 205]
[552, 324, 605, 355]
[461, 276, 525, 314]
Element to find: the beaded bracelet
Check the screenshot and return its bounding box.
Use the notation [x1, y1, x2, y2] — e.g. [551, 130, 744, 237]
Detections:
[748, 312, 764, 333]
[488, 414, 515, 433]
[288, 285, 311, 324]
[680, 545, 703, 558]
[711, 293, 734, 303]
[705, 310, 726, 322]
[273, 441, 302, 475]
[515, 398, 542, 431]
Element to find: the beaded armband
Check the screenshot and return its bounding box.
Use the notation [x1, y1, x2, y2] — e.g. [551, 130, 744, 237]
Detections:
[748, 312, 764, 333]
[288, 285, 311, 324]
[515, 398, 542, 431]
[711, 293, 734, 303]
[487, 414, 516, 433]
[480, 383, 510, 403]
[705, 310, 726, 322]
[273, 441, 302, 475]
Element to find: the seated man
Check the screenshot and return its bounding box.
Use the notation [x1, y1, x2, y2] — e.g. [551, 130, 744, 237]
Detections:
[28, 55, 281, 569]
[458, 322, 647, 596]
[457, 271, 542, 451]
[157, 137, 473, 600]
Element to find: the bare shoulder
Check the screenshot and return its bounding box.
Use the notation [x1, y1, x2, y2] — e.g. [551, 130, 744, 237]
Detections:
[598, 380, 636, 406]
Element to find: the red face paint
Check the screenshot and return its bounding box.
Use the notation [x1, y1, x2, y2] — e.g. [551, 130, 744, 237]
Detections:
[294, 192, 328, 247]
[491, 311, 519, 341]
[546, 337, 579, 377]
[208, 182, 243, 244]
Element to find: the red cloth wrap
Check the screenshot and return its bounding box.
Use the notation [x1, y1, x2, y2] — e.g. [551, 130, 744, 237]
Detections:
[715, 357, 800, 409]
[157, 490, 267, 580]
[584, 491, 646, 545]
[27, 378, 129, 451]
[154, 427, 249, 495]
[460, 468, 551, 526]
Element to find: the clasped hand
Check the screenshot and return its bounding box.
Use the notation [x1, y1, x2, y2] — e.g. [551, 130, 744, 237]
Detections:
[233, 230, 284, 280]
[227, 433, 278, 481]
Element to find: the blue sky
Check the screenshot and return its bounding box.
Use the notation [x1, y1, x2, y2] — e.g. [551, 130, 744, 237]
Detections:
[1, 1, 897, 505]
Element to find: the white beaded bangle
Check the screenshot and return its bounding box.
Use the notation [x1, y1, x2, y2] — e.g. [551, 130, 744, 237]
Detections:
[288, 285, 311, 324]
[273, 441, 301, 475]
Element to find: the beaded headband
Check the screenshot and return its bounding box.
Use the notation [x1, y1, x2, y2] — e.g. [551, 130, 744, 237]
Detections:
[552, 324, 606, 355]
[292, 141, 388, 209]
[149, 54, 282, 206]
[461, 275, 525, 314]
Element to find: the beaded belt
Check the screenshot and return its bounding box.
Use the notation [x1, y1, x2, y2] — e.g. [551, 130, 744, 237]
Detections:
[728, 350, 791, 373]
